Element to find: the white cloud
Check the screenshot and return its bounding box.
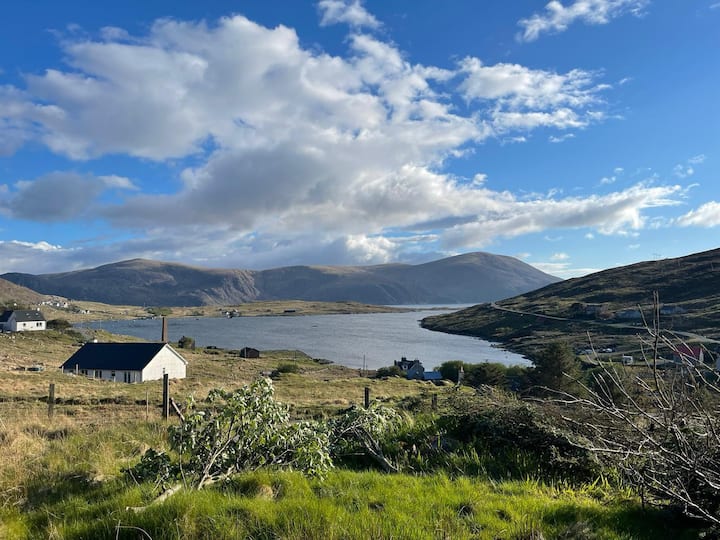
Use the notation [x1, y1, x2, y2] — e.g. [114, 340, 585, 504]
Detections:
[676, 201, 720, 227]
[688, 154, 706, 165]
[673, 164, 694, 178]
[551, 252, 570, 260]
[317, 0, 381, 29]
[0, 172, 137, 222]
[530, 260, 599, 278]
[518, 0, 650, 42]
[549, 133, 575, 143]
[458, 58, 608, 134]
[0, 9, 693, 273]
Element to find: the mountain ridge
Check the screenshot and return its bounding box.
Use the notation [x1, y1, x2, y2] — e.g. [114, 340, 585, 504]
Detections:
[1, 252, 560, 307]
[421, 247, 720, 357]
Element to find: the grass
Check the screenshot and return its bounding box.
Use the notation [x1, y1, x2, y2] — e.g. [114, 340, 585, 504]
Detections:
[0, 465, 702, 539]
[0, 327, 707, 538]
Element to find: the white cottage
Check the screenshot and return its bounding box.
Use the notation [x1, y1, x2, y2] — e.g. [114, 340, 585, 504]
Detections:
[60, 342, 187, 383]
[0, 310, 46, 332]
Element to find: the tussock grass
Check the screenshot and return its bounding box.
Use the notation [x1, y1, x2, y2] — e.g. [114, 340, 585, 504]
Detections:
[0, 468, 700, 539]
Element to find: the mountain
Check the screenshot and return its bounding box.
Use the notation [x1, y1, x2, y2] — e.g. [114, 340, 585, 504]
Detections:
[0, 277, 46, 308]
[1, 253, 559, 307]
[421, 247, 720, 357]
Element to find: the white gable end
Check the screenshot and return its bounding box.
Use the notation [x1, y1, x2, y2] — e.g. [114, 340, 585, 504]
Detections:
[141, 345, 187, 382]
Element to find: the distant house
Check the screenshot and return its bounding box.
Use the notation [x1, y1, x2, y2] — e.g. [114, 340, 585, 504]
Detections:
[60, 342, 187, 383]
[0, 310, 46, 332]
[240, 347, 261, 359]
[672, 344, 705, 366]
[396, 357, 443, 382]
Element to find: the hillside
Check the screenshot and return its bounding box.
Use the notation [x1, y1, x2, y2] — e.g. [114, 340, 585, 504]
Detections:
[0, 277, 46, 308]
[422, 247, 720, 358]
[1, 252, 559, 307]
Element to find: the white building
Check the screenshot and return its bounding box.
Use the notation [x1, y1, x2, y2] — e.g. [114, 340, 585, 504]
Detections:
[0, 310, 46, 332]
[60, 342, 187, 383]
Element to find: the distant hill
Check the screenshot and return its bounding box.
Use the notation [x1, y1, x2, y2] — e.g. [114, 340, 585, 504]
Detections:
[1, 253, 560, 307]
[422, 247, 720, 357]
[0, 277, 46, 308]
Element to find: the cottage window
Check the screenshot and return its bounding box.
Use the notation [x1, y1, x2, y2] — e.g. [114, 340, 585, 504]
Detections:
[94, 370, 102, 379]
[81, 369, 88, 376]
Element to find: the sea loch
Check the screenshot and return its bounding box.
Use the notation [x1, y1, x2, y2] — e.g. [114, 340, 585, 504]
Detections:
[81, 309, 528, 371]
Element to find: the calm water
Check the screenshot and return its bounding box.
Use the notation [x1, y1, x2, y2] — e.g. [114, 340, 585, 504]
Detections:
[80, 309, 528, 370]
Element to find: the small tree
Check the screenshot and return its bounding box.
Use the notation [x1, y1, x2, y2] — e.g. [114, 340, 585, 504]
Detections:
[127, 378, 331, 493]
[437, 360, 465, 383]
[528, 342, 580, 394]
[47, 318, 72, 331]
[177, 335, 195, 349]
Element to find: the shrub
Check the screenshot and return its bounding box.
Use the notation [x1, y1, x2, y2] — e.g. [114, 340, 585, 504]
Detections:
[375, 365, 404, 378]
[47, 318, 72, 331]
[177, 336, 195, 349]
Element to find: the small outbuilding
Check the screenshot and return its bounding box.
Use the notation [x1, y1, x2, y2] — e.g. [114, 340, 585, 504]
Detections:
[240, 347, 261, 359]
[0, 310, 46, 332]
[60, 342, 187, 383]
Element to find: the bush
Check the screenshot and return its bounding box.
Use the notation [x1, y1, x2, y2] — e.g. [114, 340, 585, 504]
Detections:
[375, 365, 404, 378]
[47, 318, 72, 331]
[177, 336, 195, 349]
[276, 362, 300, 374]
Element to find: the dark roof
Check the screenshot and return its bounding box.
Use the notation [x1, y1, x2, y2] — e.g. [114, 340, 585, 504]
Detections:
[0, 310, 45, 323]
[60, 342, 179, 371]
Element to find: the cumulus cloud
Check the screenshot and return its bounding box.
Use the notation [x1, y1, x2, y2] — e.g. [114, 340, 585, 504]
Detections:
[676, 202, 720, 227]
[458, 58, 608, 134]
[317, 0, 381, 28]
[0, 172, 136, 222]
[0, 9, 693, 273]
[518, 0, 650, 42]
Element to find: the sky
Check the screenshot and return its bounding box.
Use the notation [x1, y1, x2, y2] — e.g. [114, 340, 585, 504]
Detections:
[0, 0, 718, 278]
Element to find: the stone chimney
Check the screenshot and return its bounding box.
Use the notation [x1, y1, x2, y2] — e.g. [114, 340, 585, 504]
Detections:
[161, 317, 168, 343]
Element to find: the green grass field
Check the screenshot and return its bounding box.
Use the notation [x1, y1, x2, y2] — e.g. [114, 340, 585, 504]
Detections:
[0, 328, 707, 539]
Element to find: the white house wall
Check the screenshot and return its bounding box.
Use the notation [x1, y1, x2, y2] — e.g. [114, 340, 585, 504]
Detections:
[11, 320, 46, 331]
[141, 346, 187, 382]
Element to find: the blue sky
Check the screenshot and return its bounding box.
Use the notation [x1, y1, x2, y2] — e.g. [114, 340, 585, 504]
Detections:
[0, 0, 718, 278]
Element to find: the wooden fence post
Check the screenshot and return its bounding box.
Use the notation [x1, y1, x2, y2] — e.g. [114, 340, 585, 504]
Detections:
[162, 374, 169, 420]
[431, 393, 438, 411]
[364, 386, 370, 409]
[48, 383, 55, 419]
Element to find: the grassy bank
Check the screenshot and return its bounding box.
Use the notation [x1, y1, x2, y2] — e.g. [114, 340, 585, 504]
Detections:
[0, 413, 700, 540]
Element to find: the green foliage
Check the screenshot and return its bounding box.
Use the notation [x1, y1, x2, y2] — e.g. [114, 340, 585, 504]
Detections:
[177, 335, 195, 349]
[375, 365, 404, 378]
[127, 378, 332, 489]
[437, 361, 528, 390]
[275, 362, 300, 374]
[46, 318, 72, 331]
[437, 360, 464, 382]
[433, 388, 601, 482]
[528, 341, 580, 394]
[4, 470, 700, 540]
[328, 404, 404, 470]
